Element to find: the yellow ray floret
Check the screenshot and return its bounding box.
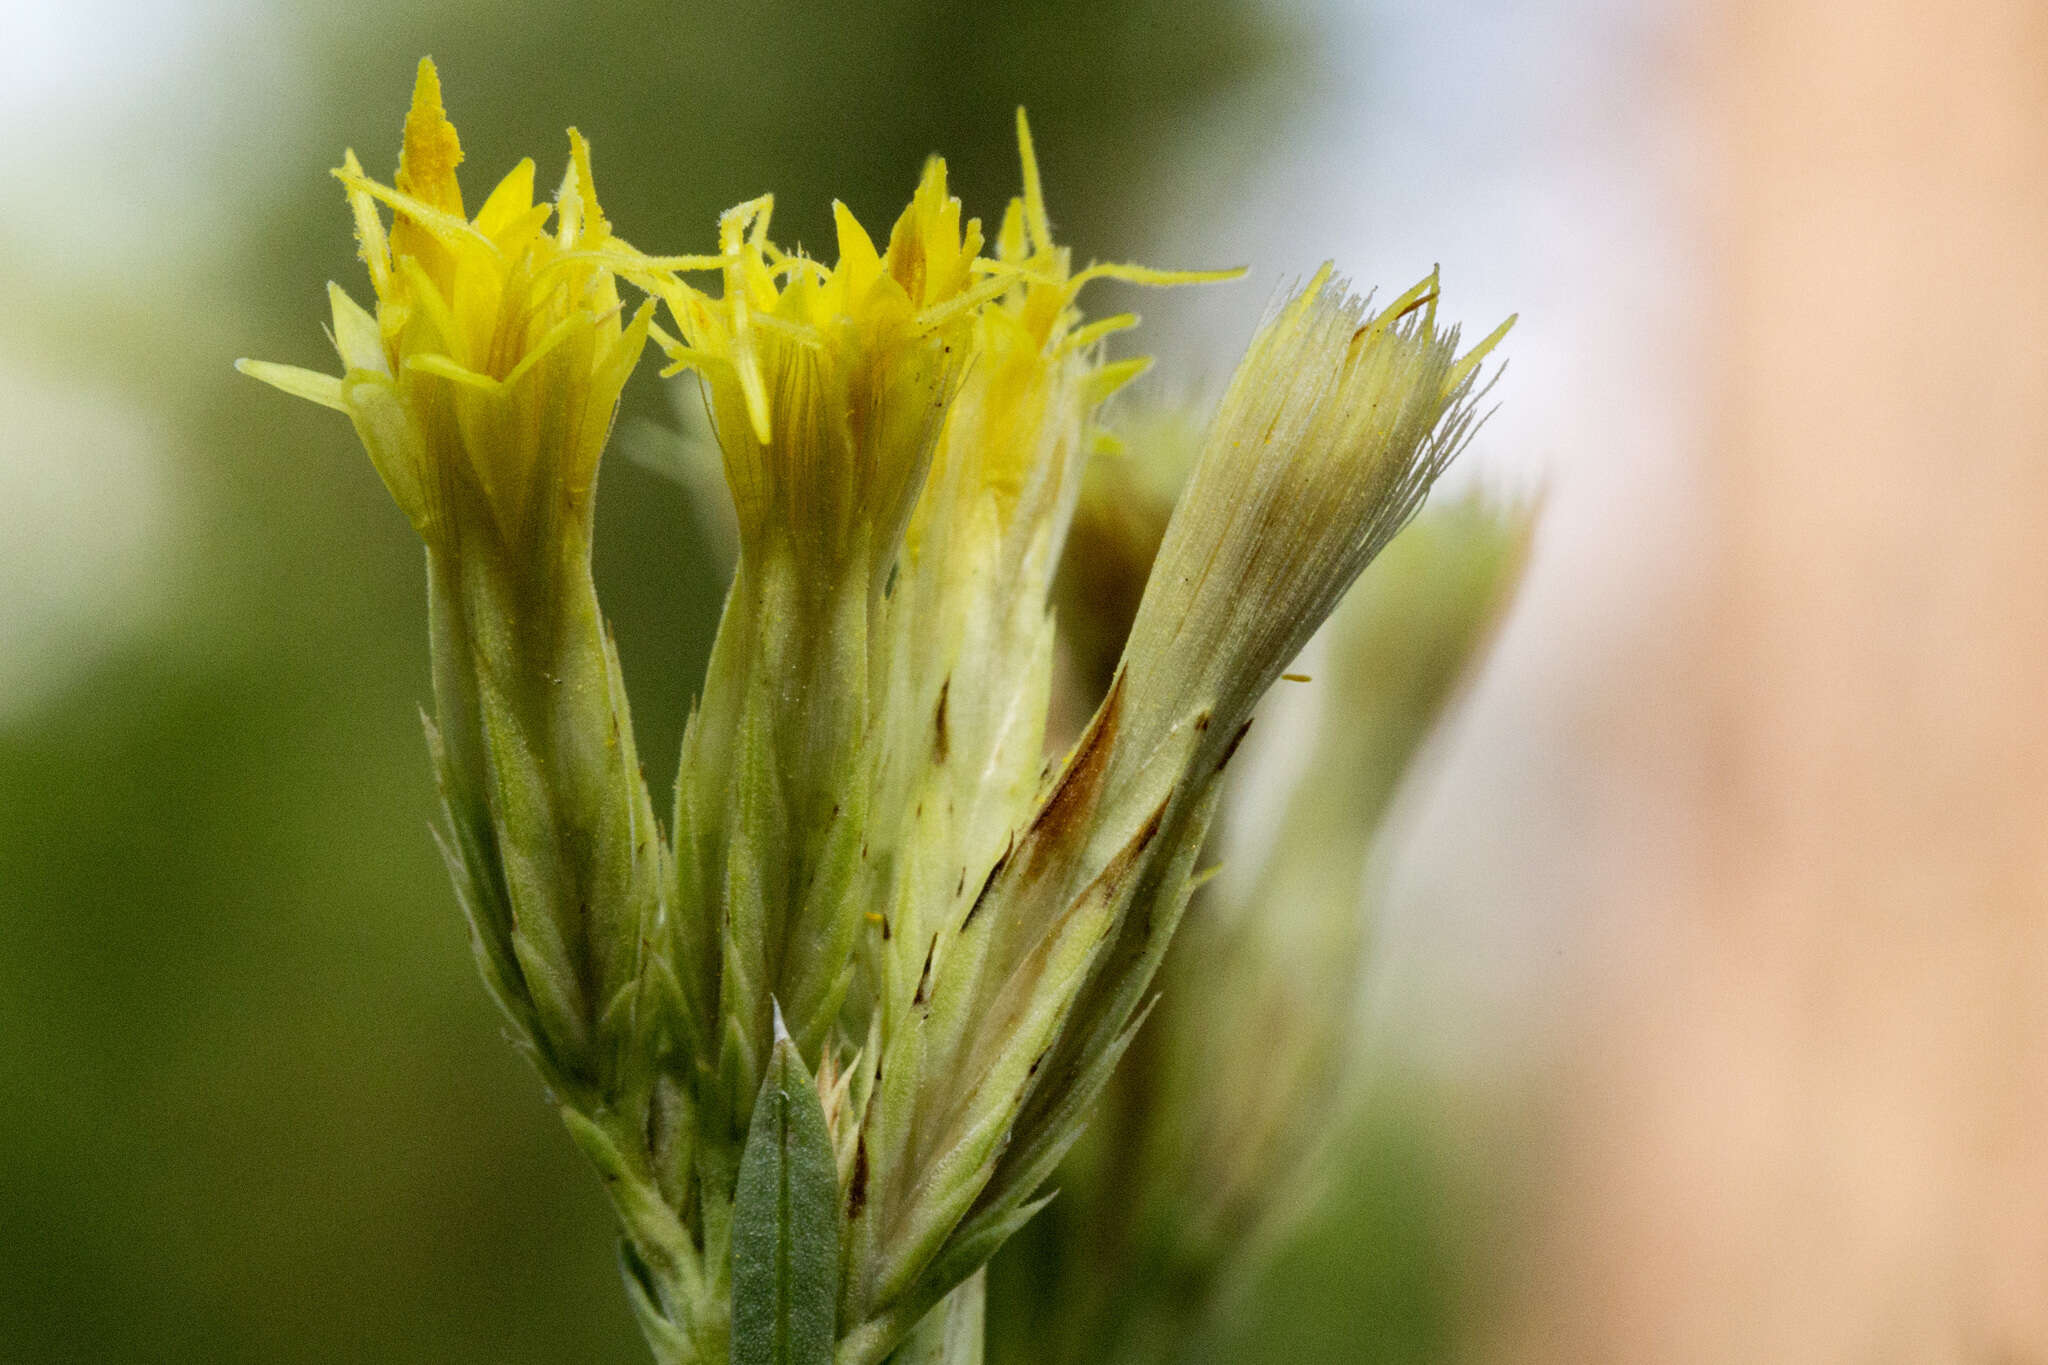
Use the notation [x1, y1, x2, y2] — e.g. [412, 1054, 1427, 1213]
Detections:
[236, 58, 692, 546]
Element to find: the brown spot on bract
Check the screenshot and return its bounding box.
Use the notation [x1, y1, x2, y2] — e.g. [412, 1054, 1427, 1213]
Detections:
[914, 936, 937, 1007]
[961, 837, 1014, 930]
[1068, 793, 1167, 911]
[1027, 670, 1125, 847]
[847, 1136, 869, 1219]
[1215, 716, 1254, 772]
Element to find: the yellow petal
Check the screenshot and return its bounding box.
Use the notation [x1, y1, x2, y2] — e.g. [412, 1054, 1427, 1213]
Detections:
[499, 313, 583, 391]
[326, 282, 388, 375]
[234, 358, 346, 411]
[885, 157, 956, 305]
[734, 330, 772, 445]
[719, 195, 773, 257]
[996, 199, 1027, 264]
[395, 254, 463, 355]
[396, 57, 464, 218]
[1353, 269, 1439, 351]
[333, 167, 496, 256]
[832, 200, 882, 304]
[403, 352, 502, 393]
[1059, 312, 1139, 354]
[657, 346, 723, 379]
[339, 149, 392, 297]
[1081, 355, 1152, 406]
[555, 130, 602, 249]
[485, 202, 553, 259]
[1066, 262, 1247, 295]
[1015, 108, 1053, 256]
[911, 272, 1017, 337]
[474, 157, 537, 238]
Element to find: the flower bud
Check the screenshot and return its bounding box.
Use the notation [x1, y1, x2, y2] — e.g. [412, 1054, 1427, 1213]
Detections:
[1116, 265, 1512, 778]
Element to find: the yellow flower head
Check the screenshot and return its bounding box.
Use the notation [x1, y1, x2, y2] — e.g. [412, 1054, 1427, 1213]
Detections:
[907, 112, 1239, 567]
[238, 59, 677, 551]
[651, 112, 1240, 582]
[650, 162, 989, 580]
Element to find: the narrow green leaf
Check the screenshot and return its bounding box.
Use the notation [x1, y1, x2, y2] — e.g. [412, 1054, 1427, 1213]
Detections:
[731, 1008, 839, 1365]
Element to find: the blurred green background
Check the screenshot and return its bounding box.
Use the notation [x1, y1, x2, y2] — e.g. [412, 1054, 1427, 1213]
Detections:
[0, 2, 1505, 1359]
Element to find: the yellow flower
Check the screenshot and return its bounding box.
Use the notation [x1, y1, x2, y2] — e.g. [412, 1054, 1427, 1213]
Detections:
[864, 111, 1244, 921]
[237, 59, 683, 550]
[649, 111, 1240, 579]
[909, 111, 1239, 556]
[647, 163, 981, 578]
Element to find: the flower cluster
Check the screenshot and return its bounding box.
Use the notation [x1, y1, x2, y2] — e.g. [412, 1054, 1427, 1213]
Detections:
[240, 60, 1512, 1365]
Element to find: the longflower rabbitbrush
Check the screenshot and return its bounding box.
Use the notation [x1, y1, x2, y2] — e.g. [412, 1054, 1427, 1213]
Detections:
[239, 59, 1512, 1365]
